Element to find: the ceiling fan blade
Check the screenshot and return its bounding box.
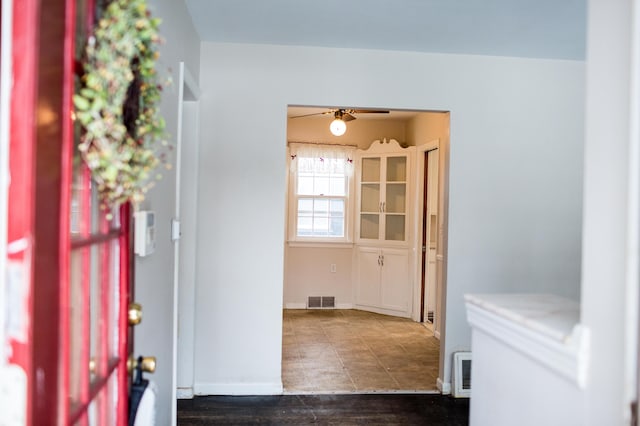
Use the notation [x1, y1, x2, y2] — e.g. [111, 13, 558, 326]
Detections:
[349, 109, 390, 114]
[343, 113, 356, 122]
[289, 111, 333, 119]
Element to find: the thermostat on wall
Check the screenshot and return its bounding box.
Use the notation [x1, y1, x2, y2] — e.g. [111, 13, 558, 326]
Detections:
[134, 210, 156, 257]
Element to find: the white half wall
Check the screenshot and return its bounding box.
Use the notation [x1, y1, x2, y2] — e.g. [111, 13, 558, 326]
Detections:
[195, 42, 584, 392]
[580, 0, 639, 424]
[134, 1, 200, 424]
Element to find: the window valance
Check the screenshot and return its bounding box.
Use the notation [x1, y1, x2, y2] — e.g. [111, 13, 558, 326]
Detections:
[289, 143, 355, 176]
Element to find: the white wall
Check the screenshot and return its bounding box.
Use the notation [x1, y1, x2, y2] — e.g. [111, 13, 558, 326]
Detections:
[284, 247, 354, 308]
[134, 1, 200, 423]
[195, 42, 584, 393]
[406, 113, 449, 146]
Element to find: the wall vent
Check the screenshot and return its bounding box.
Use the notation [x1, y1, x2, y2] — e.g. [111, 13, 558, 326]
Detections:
[307, 296, 322, 308]
[307, 296, 335, 309]
[321, 296, 335, 308]
[453, 352, 471, 398]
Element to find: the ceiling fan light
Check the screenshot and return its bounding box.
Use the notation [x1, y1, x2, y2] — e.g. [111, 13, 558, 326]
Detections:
[330, 118, 347, 136]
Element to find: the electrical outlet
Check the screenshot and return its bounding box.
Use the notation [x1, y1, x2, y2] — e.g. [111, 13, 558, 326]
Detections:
[330, 264, 337, 273]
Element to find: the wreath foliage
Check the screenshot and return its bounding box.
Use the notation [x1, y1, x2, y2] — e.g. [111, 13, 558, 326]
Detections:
[73, 0, 167, 207]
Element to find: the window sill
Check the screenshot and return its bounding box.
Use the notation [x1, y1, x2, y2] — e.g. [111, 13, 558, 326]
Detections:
[287, 241, 354, 249]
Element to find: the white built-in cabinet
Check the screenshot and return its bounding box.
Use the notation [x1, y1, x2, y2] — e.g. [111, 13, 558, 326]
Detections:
[354, 139, 414, 317]
[356, 247, 410, 313]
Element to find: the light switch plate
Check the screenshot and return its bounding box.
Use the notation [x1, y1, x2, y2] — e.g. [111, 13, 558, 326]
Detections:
[171, 219, 181, 241]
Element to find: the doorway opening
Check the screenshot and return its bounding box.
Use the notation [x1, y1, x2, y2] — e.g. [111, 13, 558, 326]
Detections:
[282, 106, 450, 393]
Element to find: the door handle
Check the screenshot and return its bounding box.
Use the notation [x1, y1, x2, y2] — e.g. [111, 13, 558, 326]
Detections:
[382, 202, 386, 212]
[381, 254, 384, 266]
[128, 302, 143, 326]
[127, 355, 156, 374]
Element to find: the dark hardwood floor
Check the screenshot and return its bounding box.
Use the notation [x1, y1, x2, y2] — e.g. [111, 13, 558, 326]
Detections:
[178, 394, 469, 425]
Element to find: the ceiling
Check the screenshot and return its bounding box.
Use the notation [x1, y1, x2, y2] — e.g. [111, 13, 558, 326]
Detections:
[184, 0, 586, 60]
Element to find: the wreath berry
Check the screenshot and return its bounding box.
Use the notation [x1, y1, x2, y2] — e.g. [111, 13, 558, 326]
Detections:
[73, 0, 168, 207]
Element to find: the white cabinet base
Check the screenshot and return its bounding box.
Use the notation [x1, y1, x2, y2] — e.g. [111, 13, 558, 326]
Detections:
[355, 246, 410, 318]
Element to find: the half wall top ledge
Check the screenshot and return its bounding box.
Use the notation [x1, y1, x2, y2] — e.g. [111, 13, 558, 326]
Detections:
[465, 293, 589, 388]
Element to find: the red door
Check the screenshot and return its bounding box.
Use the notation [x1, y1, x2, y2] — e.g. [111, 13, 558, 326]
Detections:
[5, 0, 134, 423]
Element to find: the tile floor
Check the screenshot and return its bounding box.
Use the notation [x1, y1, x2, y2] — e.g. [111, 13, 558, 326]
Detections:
[282, 309, 440, 393]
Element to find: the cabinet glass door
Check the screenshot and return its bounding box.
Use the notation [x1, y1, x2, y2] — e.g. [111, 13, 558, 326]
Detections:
[360, 157, 381, 239]
[384, 156, 406, 241]
[359, 154, 408, 242]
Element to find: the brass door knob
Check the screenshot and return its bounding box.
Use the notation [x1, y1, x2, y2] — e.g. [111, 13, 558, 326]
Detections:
[139, 356, 156, 373]
[127, 355, 157, 374]
[128, 303, 143, 325]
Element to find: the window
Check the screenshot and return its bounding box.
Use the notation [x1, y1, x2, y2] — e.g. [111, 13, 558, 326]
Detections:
[288, 143, 355, 242]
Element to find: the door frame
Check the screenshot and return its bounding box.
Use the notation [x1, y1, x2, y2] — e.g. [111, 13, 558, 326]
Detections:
[172, 62, 201, 406]
[413, 138, 449, 341]
[413, 139, 439, 325]
[419, 146, 439, 325]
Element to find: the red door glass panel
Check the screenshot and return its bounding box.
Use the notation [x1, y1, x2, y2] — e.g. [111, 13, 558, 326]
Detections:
[67, 0, 131, 424]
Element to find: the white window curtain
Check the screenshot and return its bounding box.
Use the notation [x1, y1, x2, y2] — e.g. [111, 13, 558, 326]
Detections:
[289, 143, 355, 176]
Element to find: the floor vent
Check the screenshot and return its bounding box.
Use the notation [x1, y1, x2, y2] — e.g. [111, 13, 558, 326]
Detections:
[453, 352, 471, 398]
[307, 296, 335, 309]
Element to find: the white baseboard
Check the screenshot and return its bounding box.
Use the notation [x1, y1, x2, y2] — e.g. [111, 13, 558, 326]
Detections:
[284, 303, 354, 310]
[176, 387, 194, 399]
[194, 381, 283, 396]
[336, 303, 353, 309]
[284, 303, 306, 309]
[437, 378, 451, 395]
[353, 304, 411, 318]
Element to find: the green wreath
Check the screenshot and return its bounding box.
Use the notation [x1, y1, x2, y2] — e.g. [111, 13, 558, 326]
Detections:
[73, 0, 167, 207]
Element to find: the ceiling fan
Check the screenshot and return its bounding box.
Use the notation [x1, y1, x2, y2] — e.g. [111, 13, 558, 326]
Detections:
[290, 108, 390, 136]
